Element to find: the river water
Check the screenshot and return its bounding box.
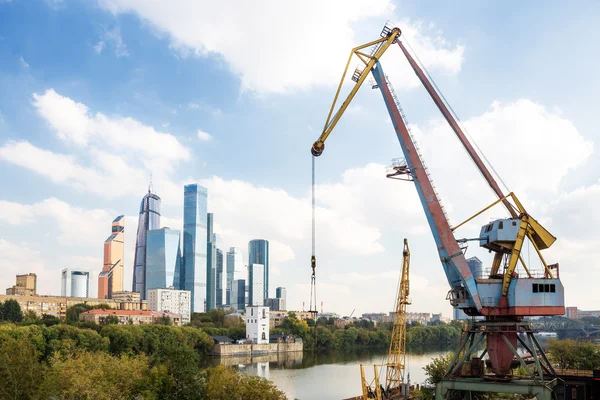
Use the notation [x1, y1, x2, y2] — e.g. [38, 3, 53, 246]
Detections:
[211, 348, 448, 400]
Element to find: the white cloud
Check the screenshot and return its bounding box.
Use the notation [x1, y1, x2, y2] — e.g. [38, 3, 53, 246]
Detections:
[94, 40, 106, 54]
[380, 19, 465, 90]
[0, 199, 36, 224]
[95, 27, 129, 57]
[188, 102, 224, 118]
[408, 99, 593, 229]
[0, 197, 113, 246]
[0, 240, 47, 294]
[19, 56, 30, 69]
[97, 1, 463, 94]
[32, 89, 190, 165]
[197, 129, 212, 141]
[0, 141, 149, 199]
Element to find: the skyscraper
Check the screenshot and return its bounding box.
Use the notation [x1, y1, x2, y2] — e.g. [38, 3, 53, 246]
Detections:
[206, 214, 217, 311]
[98, 215, 124, 299]
[61, 268, 90, 298]
[226, 247, 244, 305]
[276, 287, 286, 311]
[146, 227, 182, 296]
[230, 279, 245, 311]
[182, 184, 208, 312]
[250, 263, 264, 306]
[248, 239, 269, 305]
[132, 190, 161, 300]
[215, 244, 225, 308]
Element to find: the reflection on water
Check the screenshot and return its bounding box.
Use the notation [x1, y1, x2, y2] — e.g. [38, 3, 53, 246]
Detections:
[212, 348, 450, 400]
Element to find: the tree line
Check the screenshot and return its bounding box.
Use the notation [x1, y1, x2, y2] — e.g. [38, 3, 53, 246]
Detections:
[0, 302, 288, 400]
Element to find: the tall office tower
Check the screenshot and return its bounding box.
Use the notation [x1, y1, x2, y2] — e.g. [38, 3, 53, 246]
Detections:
[230, 279, 246, 311]
[61, 268, 90, 298]
[98, 215, 125, 299]
[206, 214, 217, 311]
[146, 227, 182, 297]
[276, 287, 286, 311]
[226, 247, 244, 305]
[215, 245, 225, 307]
[250, 263, 265, 306]
[182, 184, 208, 313]
[132, 189, 161, 300]
[248, 239, 269, 305]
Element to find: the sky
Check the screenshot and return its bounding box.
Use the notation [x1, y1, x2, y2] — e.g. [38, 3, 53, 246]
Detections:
[1, 0, 599, 318]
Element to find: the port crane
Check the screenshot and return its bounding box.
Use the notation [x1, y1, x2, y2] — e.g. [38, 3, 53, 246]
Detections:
[359, 239, 411, 400]
[312, 23, 564, 399]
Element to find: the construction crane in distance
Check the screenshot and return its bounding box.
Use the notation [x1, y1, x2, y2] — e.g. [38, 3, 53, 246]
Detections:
[312, 22, 564, 399]
[359, 239, 411, 400]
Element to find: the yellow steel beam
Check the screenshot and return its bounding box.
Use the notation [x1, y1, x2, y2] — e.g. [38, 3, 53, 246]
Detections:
[451, 192, 517, 232]
[312, 29, 401, 156]
[502, 218, 529, 296]
[518, 254, 533, 278]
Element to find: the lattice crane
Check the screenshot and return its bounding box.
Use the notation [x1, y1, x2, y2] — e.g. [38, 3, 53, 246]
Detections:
[313, 22, 564, 391]
[359, 239, 410, 400]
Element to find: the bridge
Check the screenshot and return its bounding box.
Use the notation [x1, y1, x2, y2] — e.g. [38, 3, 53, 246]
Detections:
[527, 317, 600, 339]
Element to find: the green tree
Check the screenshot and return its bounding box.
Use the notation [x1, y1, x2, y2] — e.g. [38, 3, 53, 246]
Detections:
[41, 351, 163, 400]
[0, 337, 44, 400]
[101, 314, 120, 325]
[204, 365, 288, 400]
[1, 300, 23, 322]
[424, 352, 454, 386]
[41, 314, 61, 327]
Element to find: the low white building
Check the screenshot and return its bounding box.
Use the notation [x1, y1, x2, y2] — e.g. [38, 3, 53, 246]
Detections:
[245, 306, 269, 344]
[147, 288, 191, 325]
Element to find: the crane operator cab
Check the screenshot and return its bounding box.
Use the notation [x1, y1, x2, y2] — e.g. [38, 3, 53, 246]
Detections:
[471, 217, 565, 317]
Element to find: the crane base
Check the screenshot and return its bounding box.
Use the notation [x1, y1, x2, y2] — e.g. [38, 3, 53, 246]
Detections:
[435, 377, 560, 400]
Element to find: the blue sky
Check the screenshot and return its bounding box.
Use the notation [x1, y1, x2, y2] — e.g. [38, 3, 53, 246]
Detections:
[1, 0, 599, 316]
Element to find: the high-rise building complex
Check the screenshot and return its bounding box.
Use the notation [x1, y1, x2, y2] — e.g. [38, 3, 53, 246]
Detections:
[132, 190, 161, 300]
[61, 268, 90, 298]
[5, 273, 37, 296]
[250, 263, 264, 306]
[99, 215, 125, 299]
[248, 239, 269, 305]
[147, 288, 191, 325]
[276, 287, 286, 311]
[226, 247, 244, 305]
[182, 184, 208, 312]
[230, 279, 246, 311]
[146, 227, 182, 297]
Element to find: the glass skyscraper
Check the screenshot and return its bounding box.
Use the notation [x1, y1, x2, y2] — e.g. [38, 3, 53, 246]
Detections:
[215, 246, 224, 307]
[231, 279, 245, 311]
[226, 247, 244, 305]
[182, 184, 208, 312]
[206, 214, 217, 311]
[132, 190, 161, 300]
[248, 239, 269, 305]
[145, 227, 182, 297]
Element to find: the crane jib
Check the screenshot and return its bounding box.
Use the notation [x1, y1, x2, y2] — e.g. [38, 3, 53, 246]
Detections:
[371, 61, 482, 313]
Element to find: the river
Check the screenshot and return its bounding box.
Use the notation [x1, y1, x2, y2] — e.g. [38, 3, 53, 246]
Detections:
[211, 348, 449, 400]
